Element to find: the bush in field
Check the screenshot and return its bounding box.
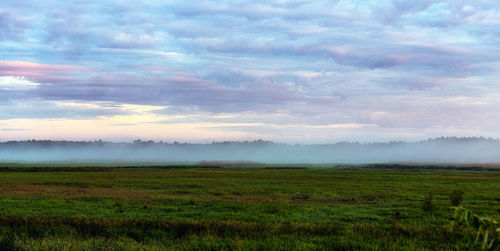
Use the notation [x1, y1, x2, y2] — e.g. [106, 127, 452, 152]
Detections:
[449, 189, 465, 206]
[421, 192, 435, 215]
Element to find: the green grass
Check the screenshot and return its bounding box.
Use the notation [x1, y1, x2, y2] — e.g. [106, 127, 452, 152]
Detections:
[0, 166, 499, 250]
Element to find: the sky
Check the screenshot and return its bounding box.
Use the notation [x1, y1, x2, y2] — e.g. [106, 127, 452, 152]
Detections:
[1, 0, 500, 143]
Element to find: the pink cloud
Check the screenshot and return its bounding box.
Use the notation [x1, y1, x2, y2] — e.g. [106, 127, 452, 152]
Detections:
[0, 61, 84, 71]
[0, 61, 86, 83]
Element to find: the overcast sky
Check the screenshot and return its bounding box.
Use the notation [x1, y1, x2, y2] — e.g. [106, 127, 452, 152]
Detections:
[1, 0, 500, 143]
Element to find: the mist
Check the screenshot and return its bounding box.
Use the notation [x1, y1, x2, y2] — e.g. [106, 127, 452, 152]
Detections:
[1, 137, 500, 164]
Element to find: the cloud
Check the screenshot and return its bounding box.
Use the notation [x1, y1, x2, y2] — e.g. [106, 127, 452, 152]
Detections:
[0, 61, 86, 84]
[0, 61, 83, 71]
[1, 1, 500, 142]
[0, 9, 31, 41]
[0, 76, 39, 90]
[0, 100, 129, 120]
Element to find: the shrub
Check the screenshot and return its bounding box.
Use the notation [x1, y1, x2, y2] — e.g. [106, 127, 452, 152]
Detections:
[422, 192, 435, 215]
[449, 189, 465, 206]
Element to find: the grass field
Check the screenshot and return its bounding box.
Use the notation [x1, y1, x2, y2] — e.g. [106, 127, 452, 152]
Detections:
[0, 165, 499, 250]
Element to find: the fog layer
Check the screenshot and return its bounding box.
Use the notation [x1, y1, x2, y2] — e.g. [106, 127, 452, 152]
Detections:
[1, 138, 499, 164]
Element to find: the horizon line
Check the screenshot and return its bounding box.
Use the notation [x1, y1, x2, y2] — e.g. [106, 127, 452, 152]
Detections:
[1, 136, 499, 145]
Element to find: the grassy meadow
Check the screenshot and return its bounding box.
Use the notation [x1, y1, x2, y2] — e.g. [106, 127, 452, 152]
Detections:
[0, 165, 499, 250]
